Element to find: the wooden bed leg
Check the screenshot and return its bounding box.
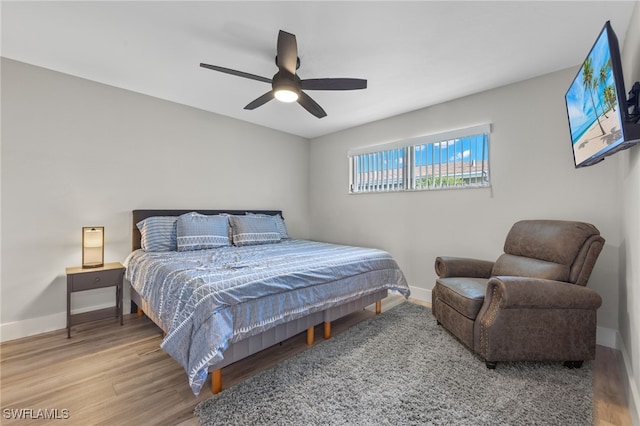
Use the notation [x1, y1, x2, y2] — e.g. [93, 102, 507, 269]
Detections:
[376, 300, 382, 315]
[212, 369, 222, 394]
[324, 321, 331, 339]
[306, 327, 315, 345]
[137, 307, 143, 317]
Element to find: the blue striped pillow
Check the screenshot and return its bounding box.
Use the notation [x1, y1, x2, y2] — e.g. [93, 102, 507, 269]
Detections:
[137, 216, 178, 252]
[245, 213, 289, 239]
[176, 212, 230, 252]
[229, 215, 281, 246]
[273, 214, 289, 239]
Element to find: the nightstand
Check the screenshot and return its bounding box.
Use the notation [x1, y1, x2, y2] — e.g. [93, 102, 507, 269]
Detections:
[66, 262, 125, 338]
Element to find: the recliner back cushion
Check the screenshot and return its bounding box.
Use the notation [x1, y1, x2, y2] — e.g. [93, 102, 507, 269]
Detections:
[492, 253, 569, 281]
[503, 220, 599, 265]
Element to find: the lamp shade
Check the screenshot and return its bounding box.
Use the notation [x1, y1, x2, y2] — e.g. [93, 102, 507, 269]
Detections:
[82, 227, 104, 268]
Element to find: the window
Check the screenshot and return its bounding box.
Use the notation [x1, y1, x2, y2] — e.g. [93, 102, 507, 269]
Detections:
[348, 124, 490, 193]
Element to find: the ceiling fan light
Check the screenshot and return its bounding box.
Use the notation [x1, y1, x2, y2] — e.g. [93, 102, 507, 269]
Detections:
[274, 88, 299, 103]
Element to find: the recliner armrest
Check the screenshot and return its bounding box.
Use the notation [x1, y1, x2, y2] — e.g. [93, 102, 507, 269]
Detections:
[485, 276, 602, 310]
[435, 256, 494, 278]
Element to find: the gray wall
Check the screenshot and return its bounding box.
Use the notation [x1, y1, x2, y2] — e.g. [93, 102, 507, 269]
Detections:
[1, 58, 310, 338]
[619, 1, 640, 422]
[309, 67, 621, 329]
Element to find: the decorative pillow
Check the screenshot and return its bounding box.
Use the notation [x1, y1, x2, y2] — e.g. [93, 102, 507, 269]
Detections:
[245, 212, 289, 239]
[176, 212, 230, 252]
[136, 216, 178, 252]
[229, 215, 281, 246]
[218, 212, 234, 241]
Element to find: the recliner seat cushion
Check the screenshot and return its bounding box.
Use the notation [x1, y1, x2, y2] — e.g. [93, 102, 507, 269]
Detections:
[435, 277, 488, 319]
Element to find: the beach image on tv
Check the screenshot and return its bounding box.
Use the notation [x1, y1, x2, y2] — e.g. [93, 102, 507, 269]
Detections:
[565, 27, 623, 166]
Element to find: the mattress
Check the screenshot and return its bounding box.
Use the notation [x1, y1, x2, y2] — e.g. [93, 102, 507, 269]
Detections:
[125, 238, 410, 395]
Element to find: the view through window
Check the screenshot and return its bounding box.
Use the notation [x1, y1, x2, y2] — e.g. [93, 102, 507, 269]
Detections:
[348, 124, 491, 193]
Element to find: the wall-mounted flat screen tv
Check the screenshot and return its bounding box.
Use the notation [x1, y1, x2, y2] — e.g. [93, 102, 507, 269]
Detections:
[565, 21, 640, 168]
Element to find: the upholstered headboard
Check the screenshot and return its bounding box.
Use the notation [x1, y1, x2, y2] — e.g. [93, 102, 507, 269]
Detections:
[131, 209, 283, 251]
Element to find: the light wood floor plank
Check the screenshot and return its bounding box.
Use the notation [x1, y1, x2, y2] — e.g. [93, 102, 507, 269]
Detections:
[0, 297, 631, 425]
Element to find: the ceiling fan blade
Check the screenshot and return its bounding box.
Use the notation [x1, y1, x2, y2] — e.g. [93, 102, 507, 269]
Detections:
[244, 91, 275, 110]
[300, 78, 367, 91]
[297, 91, 327, 118]
[200, 63, 272, 84]
[276, 30, 298, 75]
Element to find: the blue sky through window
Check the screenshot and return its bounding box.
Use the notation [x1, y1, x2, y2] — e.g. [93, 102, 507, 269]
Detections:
[355, 135, 487, 173]
[414, 135, 488, 167]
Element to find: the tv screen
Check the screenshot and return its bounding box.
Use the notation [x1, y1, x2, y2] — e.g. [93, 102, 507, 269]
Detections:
[565, 21, 635, 168]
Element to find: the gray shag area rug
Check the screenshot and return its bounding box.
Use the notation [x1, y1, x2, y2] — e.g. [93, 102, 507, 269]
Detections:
[195, 302, 592, 425]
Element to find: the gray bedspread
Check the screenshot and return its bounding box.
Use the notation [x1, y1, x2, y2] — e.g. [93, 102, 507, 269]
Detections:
[124, 239, 410, 395]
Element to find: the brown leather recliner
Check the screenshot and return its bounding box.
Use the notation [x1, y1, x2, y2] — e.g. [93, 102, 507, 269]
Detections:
[432, 220, 604, 369]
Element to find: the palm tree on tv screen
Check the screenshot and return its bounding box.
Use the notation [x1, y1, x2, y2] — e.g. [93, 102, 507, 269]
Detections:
[583, 57, 606, 135]
[604, 86, 617, 113]
[598, 65, 610, 118]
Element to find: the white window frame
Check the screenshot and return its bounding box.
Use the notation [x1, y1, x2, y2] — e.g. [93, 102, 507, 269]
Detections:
[348, 124, 491, 194]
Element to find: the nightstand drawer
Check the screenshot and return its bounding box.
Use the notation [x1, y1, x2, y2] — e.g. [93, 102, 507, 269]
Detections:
[70, 268, 123, 291]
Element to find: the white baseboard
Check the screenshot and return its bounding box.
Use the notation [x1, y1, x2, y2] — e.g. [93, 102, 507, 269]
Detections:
[0, 311, 66, 342]
[0, 302, 118, 343]
[595, 326, 640, 424]
[596, 325, 619, 349]
[407, 285, 431, 303]
[617, 332, 640, 426]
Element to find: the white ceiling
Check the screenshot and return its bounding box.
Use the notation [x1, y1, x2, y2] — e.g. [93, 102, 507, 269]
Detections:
[1, 1, 636, 139]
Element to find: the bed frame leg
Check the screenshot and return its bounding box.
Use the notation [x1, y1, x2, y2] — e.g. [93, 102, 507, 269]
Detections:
[375, 300, 382, 315]
[212, 369, 222, 394]
[306, 327, 315, 345]
[137, 307, 143, 317]
[324, 322, 331, 339]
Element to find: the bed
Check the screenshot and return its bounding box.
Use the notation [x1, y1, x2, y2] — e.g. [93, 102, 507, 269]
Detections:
[125, 209, 410, 396]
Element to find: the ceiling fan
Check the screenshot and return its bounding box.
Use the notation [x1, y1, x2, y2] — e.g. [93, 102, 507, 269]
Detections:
[200, 30, 367, 118]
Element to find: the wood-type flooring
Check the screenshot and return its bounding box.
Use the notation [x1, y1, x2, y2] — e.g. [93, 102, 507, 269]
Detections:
[0, 297, 632, 425]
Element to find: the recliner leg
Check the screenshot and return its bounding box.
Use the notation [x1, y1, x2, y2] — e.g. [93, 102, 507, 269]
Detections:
[563, 361, 584, 369]
[485, 361, 497, 369]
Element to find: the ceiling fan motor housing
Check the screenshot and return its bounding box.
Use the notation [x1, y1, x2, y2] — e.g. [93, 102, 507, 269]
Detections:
[275, 55, 301, 70]
[272, 71, 300, 102]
